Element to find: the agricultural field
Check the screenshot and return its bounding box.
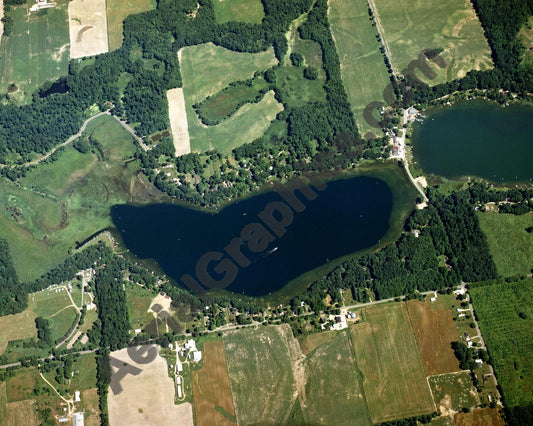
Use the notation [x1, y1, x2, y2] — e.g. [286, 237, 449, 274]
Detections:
[1, 114, 162, 282]
[191, 340, 236, 426]
[329, 0, 392, 138]
[108, 346, 193, 425]
[349, 303, 435, 423]
[213, 0, 264, 24]
[0, 2, 70, 104]
[372, 0, 493, 84]
[301, 330, 371, 425]
[106, 0, 154, 51]
[407, 299, 460, 375]
[223, 325, 299, 424]
[477, 211, 533, 277]
[68, 0, 109, 59]
[429, 371, 479, 416]
[470, 278, 533, 409]
[178, 43, 282, 153]
[0, 309, 37, 355]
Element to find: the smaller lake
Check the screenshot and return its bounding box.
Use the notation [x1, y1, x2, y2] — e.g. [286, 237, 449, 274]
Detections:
[112, 176, 394, 297]
[413, 100, 533, 183]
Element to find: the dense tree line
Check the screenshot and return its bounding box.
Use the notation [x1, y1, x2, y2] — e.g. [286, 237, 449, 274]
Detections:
[0, 237, 26, 315]
[93, 257, 130, 350]
[35, 316, 53, 348]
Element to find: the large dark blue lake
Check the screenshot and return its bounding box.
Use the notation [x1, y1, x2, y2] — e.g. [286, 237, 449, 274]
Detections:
[413, 100, 533, 183]
[112, 176, 394, 297]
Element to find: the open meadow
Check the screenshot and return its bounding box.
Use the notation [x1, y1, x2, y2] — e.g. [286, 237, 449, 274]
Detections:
[518, 17, 533, 66]
[106, 0, 153, 51]
[192, 340, 236, 426]
[328, 0, 391, 138]
[223, 325, 299, 424]
[178, 43, 282, 153]
[349, 303, 435, 423]
[470, 278, 533, 409]
[213, 0, 264, 24]
[0, 2, 69, 103]
[301, 330, 371, 425]
[0, 114, 162, 282]
[0, 308, 37, 355]
[407, 299, 460, 375]
[372, 0, 493, 84]
[429, 371, 479, 416]
[478, 211, 533, 277]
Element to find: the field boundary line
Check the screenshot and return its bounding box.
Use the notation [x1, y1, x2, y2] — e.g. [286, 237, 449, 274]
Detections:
[425, 376, 438, 413]
[367, 0, 396, 77]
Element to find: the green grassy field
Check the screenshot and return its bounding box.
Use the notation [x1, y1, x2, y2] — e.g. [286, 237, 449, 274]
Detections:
[372, 0, 493, 85]
[0, 3, 70, 104]
[179, 43, 282, 154]
[349, 303, 435, 422]
[518, 17, 533, 66]
[429, 371, 479, 414]
[477, 211, 533, 277]
[213, 0, 264, 24]
[274, 64, 326, 108]
[106, 0, 154, 51]
[470, 278, 533, 409]
[329, 0, 391, 138]
[0, 114, 161, 282]
[126, 286, 156, 331]
[301, 330, 372, 425]
[223, 325, 298, 424]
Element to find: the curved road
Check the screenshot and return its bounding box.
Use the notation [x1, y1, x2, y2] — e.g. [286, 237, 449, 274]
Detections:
[0, 111, 149, 169]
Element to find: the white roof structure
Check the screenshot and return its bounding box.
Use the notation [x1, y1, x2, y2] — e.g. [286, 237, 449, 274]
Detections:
[193, 351, 202, 362]
[74, 390, 80, 402]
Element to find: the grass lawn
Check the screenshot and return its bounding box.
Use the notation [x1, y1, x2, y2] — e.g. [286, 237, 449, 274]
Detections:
[47, 306, 78, 342]
[470, 278, 533, 409]
[518, 17, 533, 67]
[0, 3, 70, 103]
[126, 286, 155, 331]
[213, 0, 264, 24]
[223, 325, 298, 424]
[428, 371, 479, 414]
[0, 114, 162, 282]
[69, 353, 98, 391]
[0, 309, 37, 355]
[179, 43, 282, 154]
[329, 0, 391, 138]
[477, 211, 533, 277]
[301, 330, 372, 425]
[106, 0, 153, 51]
[372, 0, 493, 85]
[349, 303, 435, 423]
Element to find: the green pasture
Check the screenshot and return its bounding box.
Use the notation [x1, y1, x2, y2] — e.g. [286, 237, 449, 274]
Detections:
[372, 0, 493, 85]
[349, 303, 435, 423]
[302, 330, 372, 425]
[67, 353, 98, 391]
[274, 65, 326, 108]
[428, 371, 479, 414]
[48, 307, 78, 342]
[0, 3, 69, 104]
[477, 211, 533, 277]
[223, 325, 297, 424]
[126, 286, 155, 330]
[1, 114, 157, 281]
[470, 278, 533, 409]
[31, 288, 73, 318]
[106, 0, 154, 51]
[328, 0, 390, 138]
[180, 43, 277, 104]
[213, 0, 264, 24]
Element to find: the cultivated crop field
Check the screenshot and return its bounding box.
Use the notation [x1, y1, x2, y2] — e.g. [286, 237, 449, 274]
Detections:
[213, 0, 264, 24]
[68, 0, 109, 59]
[0, 114, 162, 281]
[454, 407, 504, 426]
[477, 211, 533, 277]
[179, 43, 282, 153]
[106, 0, 153, 51]
[329, 0, 391, 137]
[0, 309, 37, 355]
[192, 340, 236, 426]
[470, 278, 533, 409]
[349, 303, 435, 422]
[301, 330, 371, 425]
[0, 3, 70, 103]
[429, 371, 479, 416]
[223, 325, 299, 424]
[372, 0, 493, 84]
[407, 299, 460, 375]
